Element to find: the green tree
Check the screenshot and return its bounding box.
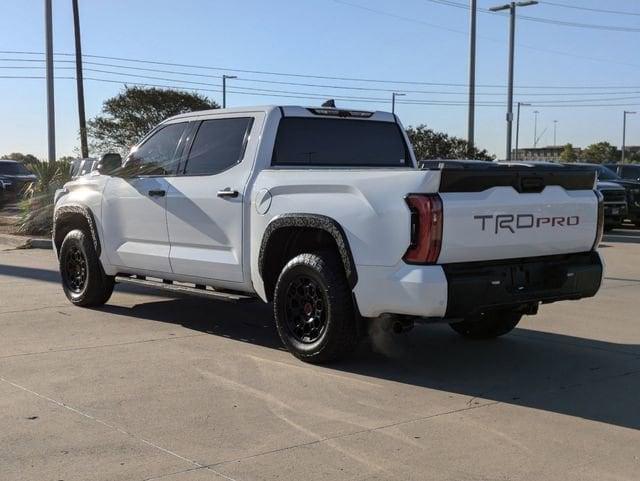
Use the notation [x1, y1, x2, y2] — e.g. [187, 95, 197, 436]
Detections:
[88, 86, 219, 155]
[406, 125, 494, 161]
[559, 143, 578, 162]
[582, 142, 618, 164]
[1, 152, 40, 165]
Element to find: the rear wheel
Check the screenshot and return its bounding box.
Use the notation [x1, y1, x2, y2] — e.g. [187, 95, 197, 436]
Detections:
[449, 310, 522, 339]
[273, 251, 358, 363]
[59, 229, 114, 307]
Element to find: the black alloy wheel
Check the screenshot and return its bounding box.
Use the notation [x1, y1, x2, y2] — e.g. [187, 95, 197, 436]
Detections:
[283, 275, 328, 343]
[63, 245, 88, 293]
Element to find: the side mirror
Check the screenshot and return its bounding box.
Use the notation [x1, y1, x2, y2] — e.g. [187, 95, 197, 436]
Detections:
[96, 153, 122, 175]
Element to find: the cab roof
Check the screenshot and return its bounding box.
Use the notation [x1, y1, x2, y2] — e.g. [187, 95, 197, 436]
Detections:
[167, 105, 396, 123]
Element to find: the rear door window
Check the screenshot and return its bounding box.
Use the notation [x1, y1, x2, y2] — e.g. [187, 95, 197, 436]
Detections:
[272, 118, 410, 167]
[183, 117, 253, 175]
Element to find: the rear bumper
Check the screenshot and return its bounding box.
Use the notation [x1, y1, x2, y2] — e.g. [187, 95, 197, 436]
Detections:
[442, 251, 603, 318]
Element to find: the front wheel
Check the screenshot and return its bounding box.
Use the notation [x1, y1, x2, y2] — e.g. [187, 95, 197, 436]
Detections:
[59, 229, 114, 307]
[449, 310, 522, 339]
[273, 251, 358, 363]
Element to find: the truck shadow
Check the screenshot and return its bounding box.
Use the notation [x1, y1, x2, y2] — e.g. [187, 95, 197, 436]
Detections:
[99, 295, 640, 432]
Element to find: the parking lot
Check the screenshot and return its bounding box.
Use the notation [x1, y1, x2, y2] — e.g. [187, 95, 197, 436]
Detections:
[1, 229, 639, 481]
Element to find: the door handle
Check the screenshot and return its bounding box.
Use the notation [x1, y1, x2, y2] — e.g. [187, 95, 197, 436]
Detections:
[148, 189, 166, 197]
[217, 188, 239, 198]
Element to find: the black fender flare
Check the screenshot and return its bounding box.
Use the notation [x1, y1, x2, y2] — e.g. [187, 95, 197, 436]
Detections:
[258, 213, 358, 288]
[53, 205, 101, 256]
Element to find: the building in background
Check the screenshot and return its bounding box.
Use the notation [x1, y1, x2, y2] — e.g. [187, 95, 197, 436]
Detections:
[513, 145, 640, 162]
[514, 146, 573, 162]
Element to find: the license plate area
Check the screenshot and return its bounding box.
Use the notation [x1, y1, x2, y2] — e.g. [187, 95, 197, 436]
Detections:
[508, 262, 566, 293]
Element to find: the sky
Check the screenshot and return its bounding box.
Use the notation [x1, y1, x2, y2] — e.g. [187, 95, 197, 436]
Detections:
[0, 0, 639, 159]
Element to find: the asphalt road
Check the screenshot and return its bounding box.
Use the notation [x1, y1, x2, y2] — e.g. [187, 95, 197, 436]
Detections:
[1, 229, 639, 481]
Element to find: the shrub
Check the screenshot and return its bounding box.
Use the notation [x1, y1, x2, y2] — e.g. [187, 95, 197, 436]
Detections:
[16, 160, 72, 236]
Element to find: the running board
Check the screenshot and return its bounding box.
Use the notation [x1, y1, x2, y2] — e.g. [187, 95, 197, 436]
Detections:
[115, 276, 256, 303]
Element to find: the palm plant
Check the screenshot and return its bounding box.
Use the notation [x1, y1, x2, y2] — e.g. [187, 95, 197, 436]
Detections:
[16, 160, 72, 235]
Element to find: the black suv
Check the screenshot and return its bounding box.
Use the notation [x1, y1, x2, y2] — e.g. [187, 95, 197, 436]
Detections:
[569, 163, 640, 225]
[0, 160, 37, 199]
[605, 163, 640, 182]
[601, 163, 640, 225]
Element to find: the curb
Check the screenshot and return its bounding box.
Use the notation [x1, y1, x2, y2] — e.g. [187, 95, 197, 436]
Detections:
[0, 233, 52, 250]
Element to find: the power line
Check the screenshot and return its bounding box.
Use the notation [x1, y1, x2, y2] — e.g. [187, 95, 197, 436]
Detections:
[540, 1, 640, 17]
[425, 0, 640, 32]
[5, 61, 640, 97]
[2, 51, 640, 91]
[3, 74, 640, 109]
[331, 2, 640, 68]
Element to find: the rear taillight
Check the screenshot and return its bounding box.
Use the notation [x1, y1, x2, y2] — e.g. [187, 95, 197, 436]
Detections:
[592, 190, 604, 250]
[403, 194, 443, 264]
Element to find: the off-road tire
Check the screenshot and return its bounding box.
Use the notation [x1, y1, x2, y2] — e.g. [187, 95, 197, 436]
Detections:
[449, 310, 522, 339]
[273, 251, 358, 363]
[59, 229, 114, 307]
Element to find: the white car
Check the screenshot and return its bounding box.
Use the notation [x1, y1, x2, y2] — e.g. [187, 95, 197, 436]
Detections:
[53, 106, 604, 362]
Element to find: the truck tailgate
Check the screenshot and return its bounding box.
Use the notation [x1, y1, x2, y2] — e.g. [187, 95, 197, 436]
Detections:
[434, 164, 599, 264]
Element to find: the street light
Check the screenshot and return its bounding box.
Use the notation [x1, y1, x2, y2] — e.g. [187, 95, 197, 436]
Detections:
[391, 92, 406, 115]
[622, 110, 636, 163]
[553, 120, 558, 147]
[533, 110, 540, 147]
[222, 75, 237, 108]
[515, 102, 530, 160]
[489, 1, 539, 160]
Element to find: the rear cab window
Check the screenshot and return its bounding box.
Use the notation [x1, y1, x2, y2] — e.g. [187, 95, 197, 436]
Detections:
[271, 117, 411, 168]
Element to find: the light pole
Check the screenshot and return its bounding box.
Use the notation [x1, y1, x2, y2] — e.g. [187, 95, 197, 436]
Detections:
[391, 92, 405, 115]
[553, 120, 558, 147]
[467, 0, 478, 154]
[45, 0, 56, 162]
[533, 110, 540, 147]
[622, 110, 636, 163]
[222, 75, 237, 108]
[515, 101, 530, 161]
[489, 1, 538, 160]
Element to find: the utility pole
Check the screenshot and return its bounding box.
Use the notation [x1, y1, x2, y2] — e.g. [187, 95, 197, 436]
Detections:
[45, 0, 56, 162]
[622, 110, 636, 163]
[553, 120, 558, 147]
[467, 0, 477, 155]
[72, 0, 88, 158]
[533, 110, 540, 147]
[222, 75, 237, 108]
[391, 92, 405, 114]
[515, 101, 530, 161]
[489, 1, 538, 160]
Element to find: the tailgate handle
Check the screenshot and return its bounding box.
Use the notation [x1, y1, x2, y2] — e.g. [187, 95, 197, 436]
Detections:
[520, 176, 544, 193]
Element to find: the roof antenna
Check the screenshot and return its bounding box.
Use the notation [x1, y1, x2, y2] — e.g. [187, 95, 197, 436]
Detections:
[321, 99, 336, 108]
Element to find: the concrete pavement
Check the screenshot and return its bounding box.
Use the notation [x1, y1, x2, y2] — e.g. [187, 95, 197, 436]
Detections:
[1, 230, 639, 481]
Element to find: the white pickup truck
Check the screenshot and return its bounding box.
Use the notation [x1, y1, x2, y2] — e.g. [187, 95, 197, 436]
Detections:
[53, 105, 604, 362]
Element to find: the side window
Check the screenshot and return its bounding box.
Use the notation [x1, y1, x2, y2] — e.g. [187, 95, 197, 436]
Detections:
[183, 117, 253, 175]
[621, 165, 640, 180]
[126, 122, 187, 176]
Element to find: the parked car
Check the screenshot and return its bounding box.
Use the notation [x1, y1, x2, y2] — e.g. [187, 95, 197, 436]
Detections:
[0, 177, 8, 204]
[53, 105, 603, 362]
[603, 163, 640, 225]
[605, 163, 640, 182]
[0, 160, 37, 198]
[567, 163, 637, 227]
